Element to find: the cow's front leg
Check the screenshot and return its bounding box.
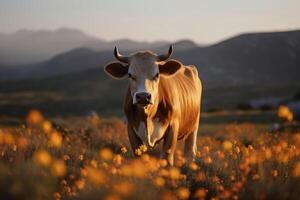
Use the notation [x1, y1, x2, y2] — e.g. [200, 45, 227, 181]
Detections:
[127, 125, 143, 156]
[161, 122, 179, 166]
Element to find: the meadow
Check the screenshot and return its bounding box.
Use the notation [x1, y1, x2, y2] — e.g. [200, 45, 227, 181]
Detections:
[0, 107, 299, 200]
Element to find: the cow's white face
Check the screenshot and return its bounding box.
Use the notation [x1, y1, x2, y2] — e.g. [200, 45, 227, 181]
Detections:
[128, 52, 160, 105]
[104, 48, 182, 106]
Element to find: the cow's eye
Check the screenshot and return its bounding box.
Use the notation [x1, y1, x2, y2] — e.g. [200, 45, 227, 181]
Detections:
[128, 73, 136, 81]
[152, 73, 159, 80]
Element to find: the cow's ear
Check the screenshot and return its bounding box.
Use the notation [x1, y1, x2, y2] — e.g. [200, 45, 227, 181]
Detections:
[104, 62, 129, 79]
[159, 59, 182, 76]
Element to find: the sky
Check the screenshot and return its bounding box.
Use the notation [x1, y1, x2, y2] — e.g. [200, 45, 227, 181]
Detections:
[0, 0, 299, 44]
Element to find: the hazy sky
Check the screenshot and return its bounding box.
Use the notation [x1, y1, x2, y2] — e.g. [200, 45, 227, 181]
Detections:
[0, 0, 299, 43]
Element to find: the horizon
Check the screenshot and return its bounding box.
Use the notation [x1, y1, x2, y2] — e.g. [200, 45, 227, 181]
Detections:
[1, 0, 300, 44]
[1, 26, 300, 46]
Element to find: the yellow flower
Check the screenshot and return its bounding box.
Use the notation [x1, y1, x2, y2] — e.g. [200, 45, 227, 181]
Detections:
[189, 162, 198, 171]
[26, 109, 44, 125]
[203, 156, 212, 165]
[120, 146, 127, 154]
[264, 148, 272, 160]
[51, 160, 66, 177]
[49, 132, 62, 148]
[135, 148, 142, 156]
[113, 182, 134, 197]
[176, 187, 190, 200]
[222, 140, 233, 151]
[86, 166, 106, 186]
[193, 188, 207, 200]
[153, 177, 165, 187]
[33, 150, 52, 167]
[99, 148, 114, 161]
[3, 133, 14, 145]
[42, 120, 52, 134]
[159, 159, 168, 167]
[113, 154, 123, 165]
[140, 144, 147, 152]
[277, 105, 293, 122]
[169, 167, 180, 180]
[293, 162, 300, 177]
[75, 179, 85, 190]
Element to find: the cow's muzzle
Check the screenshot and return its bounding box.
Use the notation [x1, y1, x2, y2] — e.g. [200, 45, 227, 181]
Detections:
[136, 92, 152, 105]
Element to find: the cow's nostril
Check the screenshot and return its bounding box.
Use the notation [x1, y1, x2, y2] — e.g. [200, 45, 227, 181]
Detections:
[146, 94, 151, 101]
[136, 92, 151, 104]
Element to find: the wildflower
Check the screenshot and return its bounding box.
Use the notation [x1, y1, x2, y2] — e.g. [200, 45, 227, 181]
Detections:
[53, 192, 62, 200]
[80, 168, 88, 177]
[277, 105, 293, 122]
[189, 162, 198, 170]
[153, 177, 165, 187]
[63, 154, 70, 161]
[193, 188, 207, 200]
[140, 144, 148, 152]
[252, 174, 260, 181]
[26, 109, 44, 125]
[51, 160, 66, 177]
[42, 120, 52, 134]
[293, 133, 300, 146]
[203, 156, 212, 164]
[159, 159, 168, 167]
[195, 171, 206, 182]
[3, 133, 14, 145]
[265, 148, 272, 160]
[160, 191, 177, 200]
[16, 137, 28, 150]
[120, 165, 132, 176]
[222, 140, 233, 151]
[131, 160, 147, 178]
[169, 167, 181, 180]
[271, 169, 278, 177]
[99, 148, 114, 161]
[78, 154, 84, 161]
[202, 146, 210, 153]
[293, 162, 300, 177]
[113, 154, 123, 165]
[120, 146, 127, 154]
[135, 148, 142, 156]
[90, 159, 98, 168]
[49, 131, 62, 148]
[176, 187, 190, 200]
[33, 150, 52, 167]
[75, 179, 85, 190]
[113, 182, 134, 197]
[103, 194, 121, 200]
[86, 166, 106, 186]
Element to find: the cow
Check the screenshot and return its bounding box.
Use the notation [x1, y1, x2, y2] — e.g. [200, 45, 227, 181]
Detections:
[104, 45, 202, 165]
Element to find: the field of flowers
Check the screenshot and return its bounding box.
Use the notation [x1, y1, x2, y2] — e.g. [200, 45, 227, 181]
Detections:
[0, 108, 300, 200]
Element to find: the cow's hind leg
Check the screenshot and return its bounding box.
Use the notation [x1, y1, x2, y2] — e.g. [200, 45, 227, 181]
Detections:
[184, 125, 199, 162]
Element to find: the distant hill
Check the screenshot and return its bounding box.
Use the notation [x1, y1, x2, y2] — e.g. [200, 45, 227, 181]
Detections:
[175, 30, 300, 85]
[0, 29, 299, 86]
[0, 28, 171, 66]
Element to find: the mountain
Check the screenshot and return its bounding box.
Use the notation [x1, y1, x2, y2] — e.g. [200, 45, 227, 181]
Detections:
[1, 29, 299, 85]
[174, 30, 300, 85]
[0, 28, 104, 65]
[0, 28, 171, 66]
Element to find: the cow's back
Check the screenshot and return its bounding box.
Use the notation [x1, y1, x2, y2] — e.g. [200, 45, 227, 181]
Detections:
[158, 65, 202, 139]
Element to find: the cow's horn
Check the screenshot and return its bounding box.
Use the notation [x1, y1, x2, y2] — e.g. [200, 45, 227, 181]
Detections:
[114, 47, 129, 63]
[157, 45, 173, 61]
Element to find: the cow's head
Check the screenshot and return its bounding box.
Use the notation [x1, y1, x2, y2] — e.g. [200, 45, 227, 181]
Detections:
[104, 45, 181, 106]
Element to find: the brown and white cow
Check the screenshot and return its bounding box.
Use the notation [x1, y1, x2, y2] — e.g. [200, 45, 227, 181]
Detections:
[104, 46, 202, 165]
